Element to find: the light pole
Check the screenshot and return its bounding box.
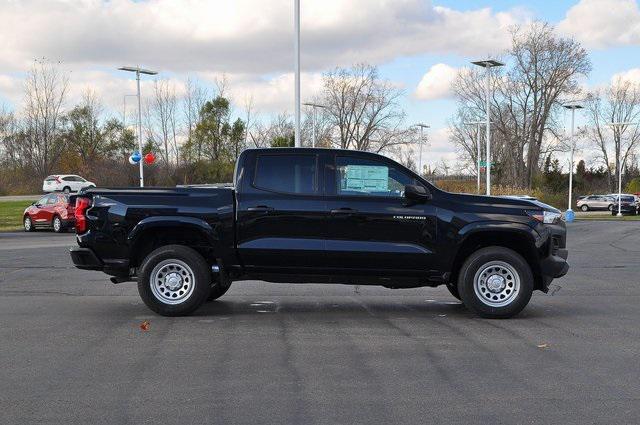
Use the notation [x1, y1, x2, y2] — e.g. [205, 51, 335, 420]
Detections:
[563, 104, 583, 214]
[472, 59, 504, 195]
[303, 102, 326, 147]
[122, 94, 137, 133]
[607, 122, 638, 217]
[464, 120, 489, 194]
[415, 124, 430, 176]
[118, 66, 158, 187]
[294, 0, 301, 147]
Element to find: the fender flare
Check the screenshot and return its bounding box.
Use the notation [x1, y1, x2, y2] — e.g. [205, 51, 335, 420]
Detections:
[127, 216, 221, 258]
[449, 220, 544, 271]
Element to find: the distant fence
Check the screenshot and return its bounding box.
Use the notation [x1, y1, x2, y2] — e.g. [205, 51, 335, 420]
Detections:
[426, 174, 477, 183]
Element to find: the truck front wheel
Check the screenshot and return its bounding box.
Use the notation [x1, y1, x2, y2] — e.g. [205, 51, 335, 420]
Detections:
[138, 245, 210, 316]
[457, 246, 533, 319]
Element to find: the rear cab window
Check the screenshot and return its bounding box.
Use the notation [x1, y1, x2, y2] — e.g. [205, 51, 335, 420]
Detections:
[253, 154, 317, 195]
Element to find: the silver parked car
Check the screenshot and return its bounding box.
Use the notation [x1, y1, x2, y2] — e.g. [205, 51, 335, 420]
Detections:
[576, 195, 615, 211]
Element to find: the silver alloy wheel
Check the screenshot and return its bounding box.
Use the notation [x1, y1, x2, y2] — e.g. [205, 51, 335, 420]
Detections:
[473, 260, 521, 307]
[24, 217, 32, 231]
[150, 259, 196, 305]
[53, 217, 61, 232]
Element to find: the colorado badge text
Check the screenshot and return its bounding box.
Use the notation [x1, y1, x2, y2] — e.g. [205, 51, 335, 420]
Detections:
[393, 215, 427, 220]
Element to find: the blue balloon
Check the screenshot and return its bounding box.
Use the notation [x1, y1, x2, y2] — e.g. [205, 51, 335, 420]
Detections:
[131, 151, 142, 163]
[565, 209, 575, 223]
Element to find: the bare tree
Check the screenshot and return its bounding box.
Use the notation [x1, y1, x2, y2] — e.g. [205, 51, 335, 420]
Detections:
[149, 79, 180, 172]
[243, 94, 254, 149]
[450, 22, 591, 188]
[22, 59, 69, 177]
[62, 89, 104, 165]
[321, 64, 407, 153]
[0, 106, 22, 167]
[585, 77, 640, 190]
[183, 77, 208, 159]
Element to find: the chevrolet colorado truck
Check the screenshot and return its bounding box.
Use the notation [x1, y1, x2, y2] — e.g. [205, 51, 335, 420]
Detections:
[70, 148, 569, 318]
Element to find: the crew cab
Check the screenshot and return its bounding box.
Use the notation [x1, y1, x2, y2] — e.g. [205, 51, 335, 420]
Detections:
[70, 148, 569, 318]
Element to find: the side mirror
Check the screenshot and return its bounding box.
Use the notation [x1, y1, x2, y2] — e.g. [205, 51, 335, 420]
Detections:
[404, 184, 431, 202]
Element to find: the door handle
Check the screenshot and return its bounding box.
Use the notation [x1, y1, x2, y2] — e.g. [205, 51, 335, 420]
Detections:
[330, 208, 358, 215]
[247, 206, 274, 213]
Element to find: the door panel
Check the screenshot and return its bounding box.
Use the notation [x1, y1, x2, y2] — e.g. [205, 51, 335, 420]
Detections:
[325, 196, 437, 274]
[236, 152, 328, 272]
[324, 155, 438, 275]
[32, 196, 51, 225]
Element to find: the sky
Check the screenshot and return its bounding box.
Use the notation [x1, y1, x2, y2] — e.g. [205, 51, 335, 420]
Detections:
[1, 0, 640, 170]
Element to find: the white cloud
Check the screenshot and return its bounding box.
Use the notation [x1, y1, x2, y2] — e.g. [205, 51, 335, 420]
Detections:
[414, 63, 459, 101]
[558, 0, 640, 48]
[0, 0, 522, 74]
[199, 72, 325, 114]
[611, 68, 640, 85]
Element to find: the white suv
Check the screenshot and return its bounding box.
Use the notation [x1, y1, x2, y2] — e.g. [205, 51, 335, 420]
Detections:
[43, 175, 96, 193]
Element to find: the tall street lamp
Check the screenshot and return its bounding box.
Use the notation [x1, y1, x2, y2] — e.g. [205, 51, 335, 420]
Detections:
[607, 121, 638, 217]
[118, 66, 158, 187]
[472, 59, 504, 195]
[563, 103, 583, 216]
[122, 94, 137, 132]
[464, 120, 489, 194]
[303, 102, 326, 147]
[294, 0, 301, 147]
[415, 124, 430, 176]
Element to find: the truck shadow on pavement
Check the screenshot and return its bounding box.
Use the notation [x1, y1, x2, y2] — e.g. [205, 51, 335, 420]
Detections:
[182, 298, 567, 321]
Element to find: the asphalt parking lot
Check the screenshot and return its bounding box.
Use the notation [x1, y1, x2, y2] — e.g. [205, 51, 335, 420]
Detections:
[1, 222, 639, 424]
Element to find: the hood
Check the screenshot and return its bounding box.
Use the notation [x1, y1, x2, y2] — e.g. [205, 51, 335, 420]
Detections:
[447, 192, 560, 213]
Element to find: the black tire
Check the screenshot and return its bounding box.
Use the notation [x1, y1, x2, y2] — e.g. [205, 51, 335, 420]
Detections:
[207, 280, 231, 301]
[137, 245, 211, 316]
[23, 216, 34, 232]
[445, 283, 461, 300]
[63, 186, 71, 194]
[608, 204, 614, 212]
[52, 215, 63, 233]
[581, 205, 589, 212]
[457, 246, 533, 319]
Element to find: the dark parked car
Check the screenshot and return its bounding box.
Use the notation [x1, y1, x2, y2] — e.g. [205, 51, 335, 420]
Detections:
[609, 195, 639, 215]
[70, 148, 569, 319]
[23, 194, 75, 232]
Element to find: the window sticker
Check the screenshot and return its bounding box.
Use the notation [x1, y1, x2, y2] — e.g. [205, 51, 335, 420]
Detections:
[343, 165, 389, 192]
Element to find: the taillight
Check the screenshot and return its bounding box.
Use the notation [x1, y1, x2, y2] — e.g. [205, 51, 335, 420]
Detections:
[75, 197, 91, 233]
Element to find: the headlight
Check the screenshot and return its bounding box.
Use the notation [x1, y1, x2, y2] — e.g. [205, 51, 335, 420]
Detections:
[527, 210, 562, 224]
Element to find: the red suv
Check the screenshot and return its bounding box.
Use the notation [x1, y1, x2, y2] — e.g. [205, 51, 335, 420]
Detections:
[23, 194, 75, 233]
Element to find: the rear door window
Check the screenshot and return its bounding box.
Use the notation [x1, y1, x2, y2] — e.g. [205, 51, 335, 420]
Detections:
[253, 154, 317, 195]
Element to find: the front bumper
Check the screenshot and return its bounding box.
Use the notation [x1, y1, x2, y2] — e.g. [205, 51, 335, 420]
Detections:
[540, 248, 569, 278]
[537, 222, 569, 290]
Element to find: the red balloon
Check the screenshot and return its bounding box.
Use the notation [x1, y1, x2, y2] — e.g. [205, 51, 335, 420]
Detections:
[144, 152, 155, 164]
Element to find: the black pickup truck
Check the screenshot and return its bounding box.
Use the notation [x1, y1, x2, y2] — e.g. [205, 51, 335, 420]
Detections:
[70, 148, 569, 318]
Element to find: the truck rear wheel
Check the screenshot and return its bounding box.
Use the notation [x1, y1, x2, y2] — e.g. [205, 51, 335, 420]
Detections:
[457, 246, 533, 319]
[138, 245, 210, 316]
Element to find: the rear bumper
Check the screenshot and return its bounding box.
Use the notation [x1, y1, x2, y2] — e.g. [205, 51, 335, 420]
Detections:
[70, 247, 103, 270]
